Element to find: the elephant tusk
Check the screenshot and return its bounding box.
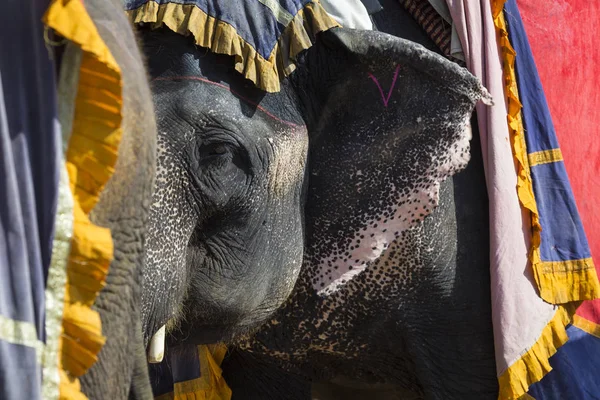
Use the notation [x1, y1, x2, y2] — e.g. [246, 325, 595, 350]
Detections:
[147, 325, 166, 363]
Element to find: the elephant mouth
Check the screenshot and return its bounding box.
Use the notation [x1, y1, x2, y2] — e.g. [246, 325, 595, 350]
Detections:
[166, 319, 262, 347]
[147, 323, 232, 363]
[147, 318, 262, 363]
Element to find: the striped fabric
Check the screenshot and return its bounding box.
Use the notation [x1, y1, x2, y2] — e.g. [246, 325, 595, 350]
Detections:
[399, 0, 464, 65]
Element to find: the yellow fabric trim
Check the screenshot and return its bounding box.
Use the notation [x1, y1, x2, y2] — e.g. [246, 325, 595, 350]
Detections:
[173, 344, 231, 400]
[155, 344, 231, 400]
[0, 314, 45, 363]
[44, 1, 123, 399]
[497, 304, 578, 400]
[528, 149, 563, 167]
[536, 258, 598, 304]
[572, 314, 600, 339]
[126, 0, 339, 92]
[492, 3, 599, 398]
[492, 1, 599, 304]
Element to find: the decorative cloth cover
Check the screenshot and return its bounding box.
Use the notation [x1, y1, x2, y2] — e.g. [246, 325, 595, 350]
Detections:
[500, 0, 600, 398]
[150, 344, 231, 400]
[515, 0, 600, 346]
[44, 1, 124, 398]
[400, 0, 465, 65]
[492, 0, 599, 398]
[438, 0, 599, 398]
[0, 1, 61, 398]
[0, 0, 123, 399]
[122, 0, 340, 92]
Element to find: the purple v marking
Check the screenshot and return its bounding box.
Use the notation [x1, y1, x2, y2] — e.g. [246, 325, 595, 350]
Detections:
[368, 65, 401, 107]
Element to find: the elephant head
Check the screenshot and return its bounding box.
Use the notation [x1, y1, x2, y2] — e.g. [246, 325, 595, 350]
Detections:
[138, 26, 488, 355]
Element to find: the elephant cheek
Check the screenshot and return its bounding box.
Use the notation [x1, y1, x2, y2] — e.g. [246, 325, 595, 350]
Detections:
[267, 129, 308, 199]
[141, 139, 197, 342]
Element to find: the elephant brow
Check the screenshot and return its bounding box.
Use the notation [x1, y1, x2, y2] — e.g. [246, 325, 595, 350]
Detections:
[153, 76, 301, 128]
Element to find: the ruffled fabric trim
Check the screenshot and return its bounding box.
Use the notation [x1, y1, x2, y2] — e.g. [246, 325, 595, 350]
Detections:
[497, 304, 578, 400]
[155, 344, 232, 400]
[43, 1, 123, 398]
[125, 0, 339, 92]
[492, 3, 591, 398]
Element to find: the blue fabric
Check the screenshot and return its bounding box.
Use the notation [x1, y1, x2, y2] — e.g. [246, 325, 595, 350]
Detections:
[122, 0, 313, 59]
[504, 0, 591, 263]
[149, 345, 202, 396]
[0, 0, 61, 398]
[532, 163, 591, 262]
[529, 325, 600, 399]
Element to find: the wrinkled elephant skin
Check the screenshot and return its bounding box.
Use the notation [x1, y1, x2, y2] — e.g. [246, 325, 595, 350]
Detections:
[78, 0, 157, 398]
[136, 8, 495, 397]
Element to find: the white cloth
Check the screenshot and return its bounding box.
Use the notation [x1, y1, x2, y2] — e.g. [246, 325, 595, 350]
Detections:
[320, 0, 373, 30]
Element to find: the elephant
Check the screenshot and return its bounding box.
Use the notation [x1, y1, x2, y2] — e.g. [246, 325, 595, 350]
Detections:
[216, 3, 499, 399]
[65, 0, 157, 398]
[136, 1, 497, 398]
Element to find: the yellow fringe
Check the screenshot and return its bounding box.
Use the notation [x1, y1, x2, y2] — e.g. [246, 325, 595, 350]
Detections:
[497, 304, 578, 400]
[126, 0, 339, 92]
[572, 314, 600, 339]
[154, 344, 231, 400]
[43, 1, 123, 399]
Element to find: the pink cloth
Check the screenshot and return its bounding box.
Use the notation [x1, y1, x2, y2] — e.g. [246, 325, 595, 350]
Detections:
[444, 0, 558, 376]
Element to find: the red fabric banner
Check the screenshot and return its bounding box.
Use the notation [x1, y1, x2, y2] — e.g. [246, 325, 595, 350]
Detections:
[517, 1, 600, 322]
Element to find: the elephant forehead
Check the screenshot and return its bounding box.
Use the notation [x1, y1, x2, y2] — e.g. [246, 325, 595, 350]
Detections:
[153, 76, 302, 128]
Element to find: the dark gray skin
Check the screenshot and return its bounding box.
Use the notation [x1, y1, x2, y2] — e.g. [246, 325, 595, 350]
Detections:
[221, 4, 497, 400]
[137, 4, 495, 398]
[140, 29, 309, 346]
[65, 1, 157, 398]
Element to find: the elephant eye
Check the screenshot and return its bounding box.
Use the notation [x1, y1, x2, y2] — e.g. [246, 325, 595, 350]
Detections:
[207, 144, 228, 156]
[198, 142, 229, 159]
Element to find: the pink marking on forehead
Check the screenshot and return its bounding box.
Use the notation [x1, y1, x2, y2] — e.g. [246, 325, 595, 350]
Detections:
[153, 76, 301, 128]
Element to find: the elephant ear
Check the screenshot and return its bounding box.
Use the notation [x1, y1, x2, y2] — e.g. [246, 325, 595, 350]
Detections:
[293, 28, 491, 296]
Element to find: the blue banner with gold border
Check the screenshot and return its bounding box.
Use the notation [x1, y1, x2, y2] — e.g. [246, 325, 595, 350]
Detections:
[503, 0, 600, 397]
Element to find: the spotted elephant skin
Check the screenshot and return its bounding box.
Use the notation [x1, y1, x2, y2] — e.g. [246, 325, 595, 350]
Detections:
[218, 3, 499, 400]
[136, 5, 493, 398]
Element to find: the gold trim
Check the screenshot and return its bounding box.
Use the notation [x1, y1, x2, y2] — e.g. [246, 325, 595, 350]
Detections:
[126, 0, 339, 92]
[540, 258, 595, 274]
[155, 344, 231, 400]
[492, 4, 598, 399]
[528, 149, 563, 167]
[572, 315, 600, 339]
[44, 0, 124, 398]
[497, 304, 578, 400]
[493, 1, 599, 305]
[0, 314, 45, 364]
